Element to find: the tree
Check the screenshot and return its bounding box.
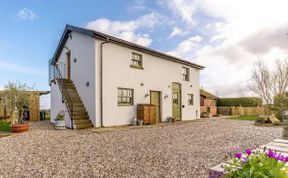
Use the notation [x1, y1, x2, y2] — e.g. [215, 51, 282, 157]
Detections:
[249, 59, 288, 119]
[3, 82, 33, 124]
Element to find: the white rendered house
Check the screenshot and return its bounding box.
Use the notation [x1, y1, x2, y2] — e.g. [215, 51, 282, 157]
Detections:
[49, 25, 205, 129]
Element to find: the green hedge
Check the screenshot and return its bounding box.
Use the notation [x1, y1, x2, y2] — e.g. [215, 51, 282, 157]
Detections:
[217, 97, 262, 107]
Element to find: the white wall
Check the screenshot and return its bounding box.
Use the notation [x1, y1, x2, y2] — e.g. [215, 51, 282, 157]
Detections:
[50, 83, 71, 128]
[97, 40, 201, 127]
[51, 32, 96, 126]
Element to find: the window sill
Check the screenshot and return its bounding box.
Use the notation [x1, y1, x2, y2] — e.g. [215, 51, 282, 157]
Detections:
[118, 103, 133, 106]
[130, 65, 144, 70]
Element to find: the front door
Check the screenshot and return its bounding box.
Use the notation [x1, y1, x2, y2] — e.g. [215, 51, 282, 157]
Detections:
[66, 51, 71, 79]
[150, 91, 161, 122]
[172, 82, 181, 120]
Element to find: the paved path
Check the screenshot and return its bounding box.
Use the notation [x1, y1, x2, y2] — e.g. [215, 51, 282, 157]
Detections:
[0, 118, 281, 177]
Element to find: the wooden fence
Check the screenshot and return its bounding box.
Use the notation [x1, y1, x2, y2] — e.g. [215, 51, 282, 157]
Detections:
[217, 106, 272, 116]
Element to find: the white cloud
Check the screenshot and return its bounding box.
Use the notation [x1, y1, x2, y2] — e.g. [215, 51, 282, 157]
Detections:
[0, 60, 46, 77]
[161, 0, 288, 97]
[159, 0, 200, 26]
[86, 12, 164, 47]
[15, 8, 38, 21]
[168, 27, 189, 39]
[168, 35, 202, 58]
[128, 0, 147, 11]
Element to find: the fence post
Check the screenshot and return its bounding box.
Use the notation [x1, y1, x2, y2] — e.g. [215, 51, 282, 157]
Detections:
[283, 111, 288, 139]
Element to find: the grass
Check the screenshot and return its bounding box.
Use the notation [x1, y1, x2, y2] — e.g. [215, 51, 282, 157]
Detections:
[0, 121, 11, 132]
[229, 116, 258, 121]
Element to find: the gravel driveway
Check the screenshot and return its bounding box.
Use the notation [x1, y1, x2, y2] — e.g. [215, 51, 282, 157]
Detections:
[0, 118, 281, 177]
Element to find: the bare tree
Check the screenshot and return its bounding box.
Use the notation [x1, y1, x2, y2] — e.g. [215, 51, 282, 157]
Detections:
[249, 61, 273, 104]
[250, 59, 288, 119]
[271, 60, 288, 96]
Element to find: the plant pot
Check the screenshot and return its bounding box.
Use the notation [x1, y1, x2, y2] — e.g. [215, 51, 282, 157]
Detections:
[132, 118, 137, 126]
[167, 117, 173, 123]
[11, 123, 29, 133]
[137, 120, 143, 126]
[54, 120, 66, 130]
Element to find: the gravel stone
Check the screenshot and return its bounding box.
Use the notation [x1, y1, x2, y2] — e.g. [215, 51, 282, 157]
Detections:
[0, 118, 281, 177]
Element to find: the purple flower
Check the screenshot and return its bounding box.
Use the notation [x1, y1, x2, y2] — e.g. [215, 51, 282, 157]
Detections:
[234, 152, 242, 159]
[266, 149, 276, 158]
[245, 149, 252, 155]
[277, 155, 286, 162]
[285, 157, 288, 162]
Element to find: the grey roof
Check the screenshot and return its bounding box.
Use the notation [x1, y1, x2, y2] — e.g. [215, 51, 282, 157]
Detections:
[50, 24, 205, 69]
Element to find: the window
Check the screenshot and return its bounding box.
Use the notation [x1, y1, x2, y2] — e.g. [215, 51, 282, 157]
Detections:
[131, 52, 143, 69]
[173, 93, 178, 104]
[182, 67, 189, 81]
[118, 88, 133, 106]
[188, 94, 194, 105]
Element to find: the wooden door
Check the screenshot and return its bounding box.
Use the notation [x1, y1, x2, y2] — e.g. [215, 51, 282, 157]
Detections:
[66, 51, 71, 79]
[172, 82, 181, 120]
[150, 91, 161, 122]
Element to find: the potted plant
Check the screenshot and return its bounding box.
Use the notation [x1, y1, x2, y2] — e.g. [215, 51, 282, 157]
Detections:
[3, 82, 32, 133]
[54, 110, 66, 129]
[137, 119, 143, 126]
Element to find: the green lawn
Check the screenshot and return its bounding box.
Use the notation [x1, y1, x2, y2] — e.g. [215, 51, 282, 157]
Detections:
[229, 116, 258, 121]
[0, 121, 11, 132]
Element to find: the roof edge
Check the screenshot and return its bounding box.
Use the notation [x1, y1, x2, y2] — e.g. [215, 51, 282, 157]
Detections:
[51, 24, 205, 70]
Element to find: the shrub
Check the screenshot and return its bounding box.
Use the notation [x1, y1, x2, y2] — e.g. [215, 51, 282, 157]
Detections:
[217, 97, 262, 107]
[0, 121, 10, 132]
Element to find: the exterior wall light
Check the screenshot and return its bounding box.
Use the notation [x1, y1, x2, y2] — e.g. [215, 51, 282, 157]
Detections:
[73, 58, 77, 63]
[145, 93, 149, 98]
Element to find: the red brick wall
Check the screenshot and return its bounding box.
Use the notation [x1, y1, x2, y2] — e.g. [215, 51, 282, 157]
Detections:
[200, 99, 217, 116]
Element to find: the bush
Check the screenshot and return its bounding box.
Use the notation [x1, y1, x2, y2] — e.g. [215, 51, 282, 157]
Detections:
[217, 97, 262, 107]
[0, 121, 10, 132]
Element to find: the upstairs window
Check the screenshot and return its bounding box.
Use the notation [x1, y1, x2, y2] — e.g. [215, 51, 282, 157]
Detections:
[118, 88, 133, 106]
[131, 52, 143, 69]
[182, 67, 189, 81]
[188, 94, 194, 105]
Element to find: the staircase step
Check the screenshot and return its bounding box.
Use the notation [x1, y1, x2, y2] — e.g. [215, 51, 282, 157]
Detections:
[73, 111, 88, 116]
[68, 103, 84, 107]
[71, 107, 86, 112]
[74, 123, 93, 130]
[66, 89, 77, 93]
[73, 119, 91, 125]
[73, 115, 89, 120]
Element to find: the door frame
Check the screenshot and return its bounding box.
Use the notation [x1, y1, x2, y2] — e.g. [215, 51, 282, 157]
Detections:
[149, 90, 162, 122]
[172, 82, 182, 120]
[66, 50, 71, 80]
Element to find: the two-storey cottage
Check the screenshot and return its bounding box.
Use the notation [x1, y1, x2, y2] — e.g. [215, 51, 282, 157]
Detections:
[49, 25, 204, 129]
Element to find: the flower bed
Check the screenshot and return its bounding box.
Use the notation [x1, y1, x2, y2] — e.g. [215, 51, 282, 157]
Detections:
[209, 147, 288, 178]
[225, 148, 288, 177]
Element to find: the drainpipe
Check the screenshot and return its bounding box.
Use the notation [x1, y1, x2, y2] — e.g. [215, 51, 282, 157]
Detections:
[100, 37, 109, 127]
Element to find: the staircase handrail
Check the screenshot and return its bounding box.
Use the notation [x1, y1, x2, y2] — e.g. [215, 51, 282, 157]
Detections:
[55, 67, 74, 129]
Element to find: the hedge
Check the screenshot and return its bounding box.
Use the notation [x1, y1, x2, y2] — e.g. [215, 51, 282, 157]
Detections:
[217, 97, 262, 107]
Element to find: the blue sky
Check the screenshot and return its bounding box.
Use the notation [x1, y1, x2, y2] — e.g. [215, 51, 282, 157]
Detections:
[1, 0, 288, 104]
[0, 0, 197, 91]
